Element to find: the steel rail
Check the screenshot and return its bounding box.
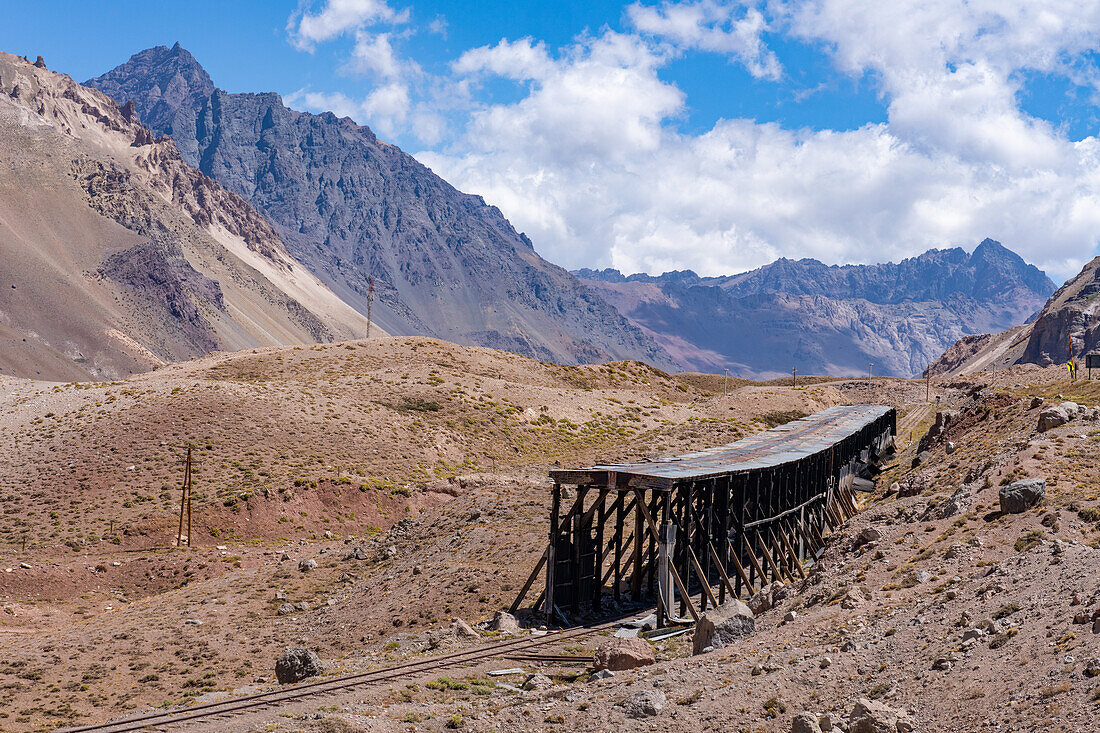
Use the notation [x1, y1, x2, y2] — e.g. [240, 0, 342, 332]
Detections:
[54, 616, 629, 733]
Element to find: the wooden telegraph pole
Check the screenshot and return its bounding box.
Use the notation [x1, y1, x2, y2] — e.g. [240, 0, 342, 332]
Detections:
[176, 446, 193, 547]
[867, 363, 873, 388]
[792, 366, 797, 388]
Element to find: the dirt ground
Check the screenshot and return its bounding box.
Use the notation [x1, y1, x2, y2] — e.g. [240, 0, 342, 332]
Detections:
[1, 340, 1097, 732]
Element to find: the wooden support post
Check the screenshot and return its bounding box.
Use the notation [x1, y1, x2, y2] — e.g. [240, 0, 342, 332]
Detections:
[545, 482, 561, 626]
[724, 538, 755, 593]
[776, 519, 806, 579]
[593, 489, 608, 610]
[571, 488, 586, 615]
[613, 493, 625, 603]
[686, 544, 719, 609]
[756, 528, 788, 582]
[635, 490, 699, 622]
[632, 489, 644, 601]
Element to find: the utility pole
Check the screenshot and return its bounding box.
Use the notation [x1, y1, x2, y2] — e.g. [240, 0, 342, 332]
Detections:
[1069, 326, 1075, 380]
[925, 372, 930, 403]
[792, 366, 797, 388]
[723, 368, 729, 397]
[867, 363, 873, 388]
[176, 445, 193, 547]
[366, 276, 375, 338]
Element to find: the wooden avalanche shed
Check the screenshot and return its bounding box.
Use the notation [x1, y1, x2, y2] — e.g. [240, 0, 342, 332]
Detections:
[511, 404, 896, 626]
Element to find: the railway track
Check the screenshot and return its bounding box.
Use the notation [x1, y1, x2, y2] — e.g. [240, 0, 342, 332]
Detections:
[55, 615, 637, 733]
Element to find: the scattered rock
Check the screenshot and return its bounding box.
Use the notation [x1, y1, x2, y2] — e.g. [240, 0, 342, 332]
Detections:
[820, 656, 832, 669]
[342, 546, 368, 561]
[275, 648, 323, 684]
[273, 591, 287, 602]
[293, 601, 309, 612]
[748, 582, 787, 615]
[926, 486, 971, 520]
[621, 689, 666, 718]
[594, 637, 656, 671]
[379, 545, 397, 560]
[842, 587, 868, 610]
[792, 712, 824, 733]
[522, 673, 552, 691]
[856, 526, 883, 546]
[999, 478, 1046, 514]
[1038, 404, 1073, 431]
[298, 558, 317, 572]
[276, 603, 294, 616]
[184, 618, 202, 626]
[911, 451, 931, 468]
[849, 697, 914, 733]
[491, 610, 521, 634]
[1029, 396, 1044, 409]
[1085, 659, 1100, 678]
[588, 668, 614, 681]
[944, 441, 957, 455]
[693, 600, 756, 655]
[819, 712, 839, 731]
[783, 610, 798, 623]
[452, 618, 480, 640]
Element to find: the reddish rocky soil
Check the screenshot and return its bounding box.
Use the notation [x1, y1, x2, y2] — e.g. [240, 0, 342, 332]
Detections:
[1, 344, 1096, 732]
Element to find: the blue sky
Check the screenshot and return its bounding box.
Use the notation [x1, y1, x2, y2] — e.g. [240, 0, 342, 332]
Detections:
[4, 1, 1100, 282]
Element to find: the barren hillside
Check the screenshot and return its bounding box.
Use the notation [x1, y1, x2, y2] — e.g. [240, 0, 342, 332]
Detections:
[0, 51, 374, 381]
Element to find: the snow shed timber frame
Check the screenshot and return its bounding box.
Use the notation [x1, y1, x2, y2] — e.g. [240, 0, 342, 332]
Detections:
[511, 405, 896, 626]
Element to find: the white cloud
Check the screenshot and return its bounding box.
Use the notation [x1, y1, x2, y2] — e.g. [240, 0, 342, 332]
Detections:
[627, 0, 782, 80]
[418, 6, 1100, 282]
[283, 89, 365, 121]
[288, 1, 1100, 282]
[288, 0, 407, 51]
[347, 31, 405, 79]
[284, 84, 413, 140]
[362, 82, 411, 135]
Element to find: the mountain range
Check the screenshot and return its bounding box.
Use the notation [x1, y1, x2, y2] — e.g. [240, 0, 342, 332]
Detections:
[577, 240, 1055, 377]
[0, 45, 1060, 382]
[86, 44, 673, 369]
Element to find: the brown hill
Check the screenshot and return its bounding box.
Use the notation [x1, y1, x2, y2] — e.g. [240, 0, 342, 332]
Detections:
[928, 255, 1100, 376]
[0, 51, 376, 380]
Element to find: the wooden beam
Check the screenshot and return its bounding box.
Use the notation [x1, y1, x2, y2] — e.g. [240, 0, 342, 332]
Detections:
[634, 490, 700, 622]
[776, 519, 806, 579]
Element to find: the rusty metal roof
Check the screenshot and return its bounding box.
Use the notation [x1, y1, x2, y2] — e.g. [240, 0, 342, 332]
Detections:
[550, 404, 894, 488]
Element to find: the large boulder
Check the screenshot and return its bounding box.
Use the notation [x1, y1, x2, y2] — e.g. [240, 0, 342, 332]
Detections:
[849, 698, 896, 733]
[491, 610, 521, 634]
[1038, 404, 1073, 431]
[621, 689, 666, 718]
[275, 648, 323, 684]
[792, 712, 824, 733]
[999, 478, 1046, 514]
[748, 581, 787, 615]
[593, 637, 655, 671]
[693, 600, 755, 655]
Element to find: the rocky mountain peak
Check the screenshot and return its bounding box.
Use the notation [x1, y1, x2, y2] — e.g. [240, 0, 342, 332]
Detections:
[87, 46, 674, 369]
[87, 44, 214, 146]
